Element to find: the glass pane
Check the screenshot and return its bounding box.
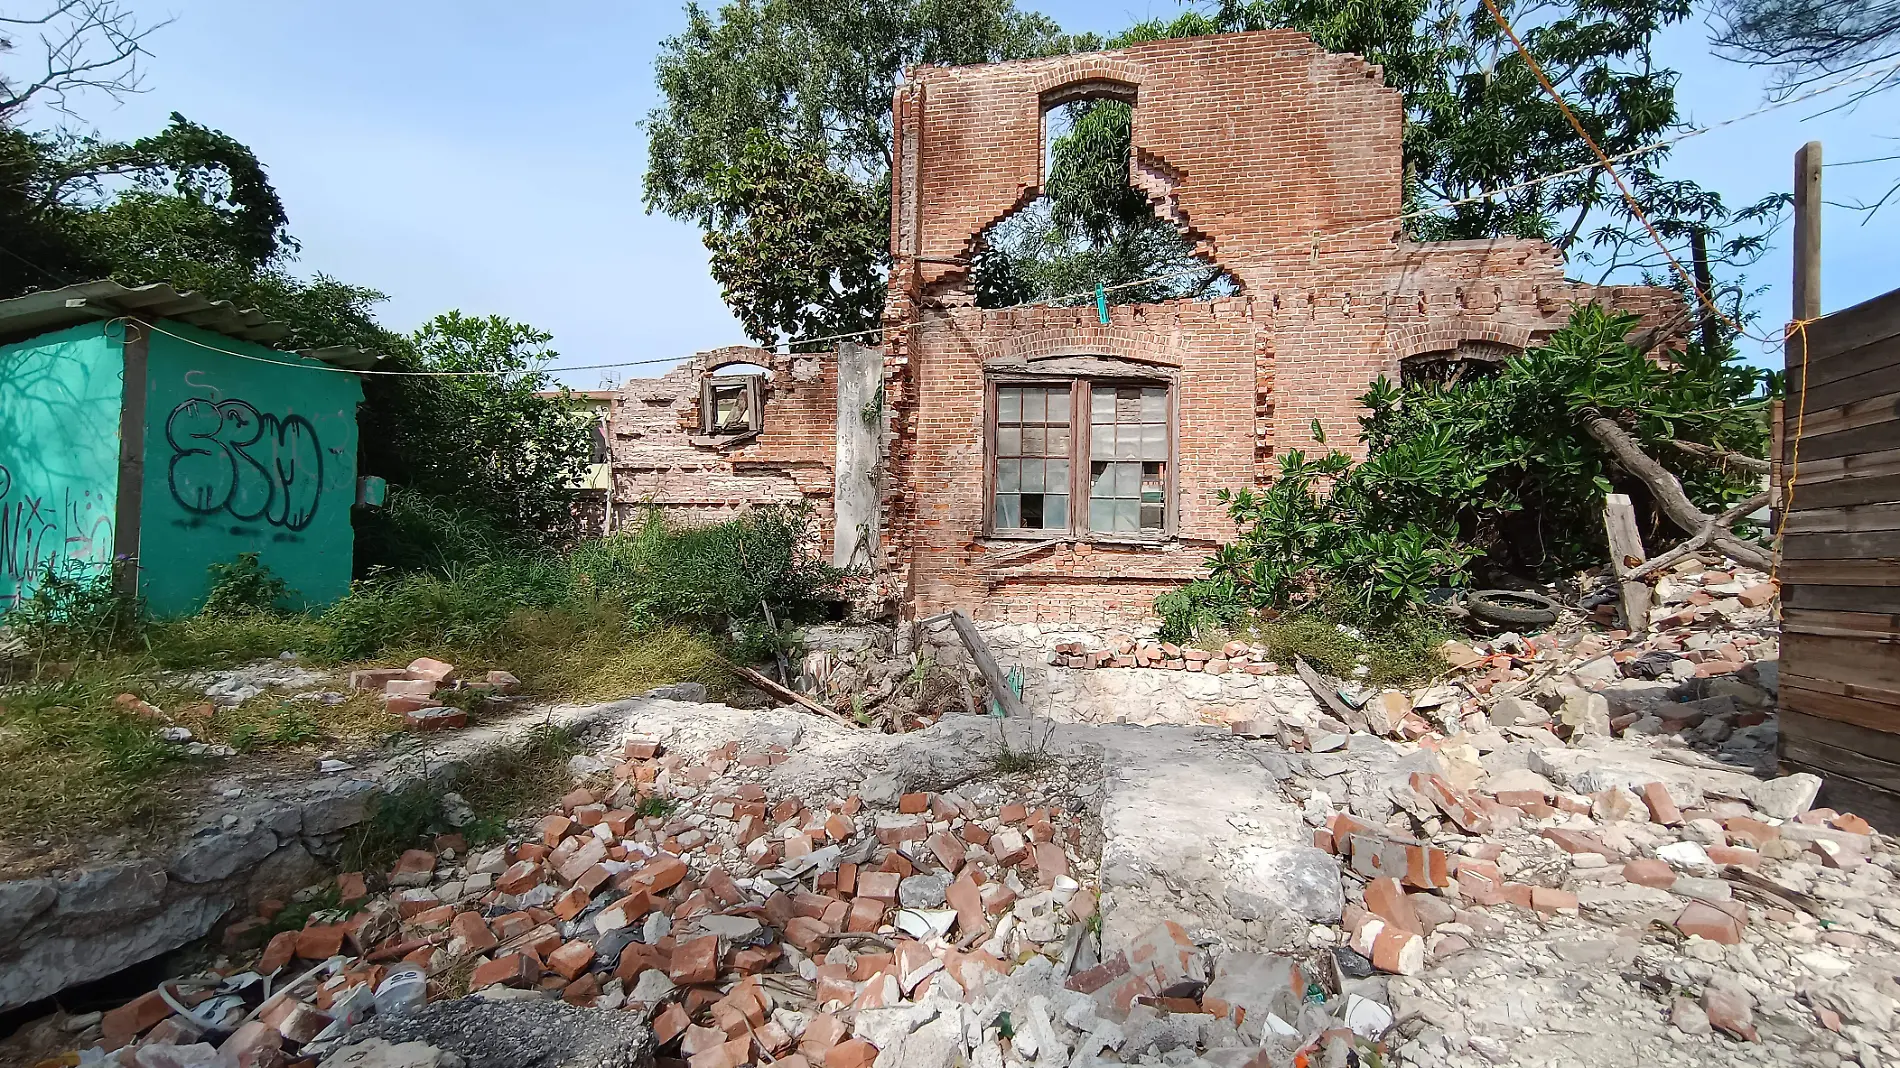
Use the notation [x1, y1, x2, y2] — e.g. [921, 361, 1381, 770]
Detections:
[1091, 386, 1115, 420]
[1049, 427, 1070, 454]
[1091, 424, 1112, 457]
[1047, 459, 1069, 492]
[1115, 426, 1139, 459]
[1044, 387, 1070, 426]
[998, 388, 1021, 423]
[994, 494, 1020, 528]
[998, 427, 1022, 456]
[1119, 500, 1140, 532]
[1141, 423, 1166, 459]
[1140, 502, 1164, 530]
[1045, 494, 1068, 528]
[998, 459, 1020, 492]
[1022, 493, 1045, 529]
[1022, 388, 1045, 423]
[1020, 458, 1043, 493]
[1141, 388, 1166, 421]
[1087, 496, 1110, 532]
[1115, 462, 1139, 497]
[1090, 461, 1114, 495]
[1023, 427, 1044, 455]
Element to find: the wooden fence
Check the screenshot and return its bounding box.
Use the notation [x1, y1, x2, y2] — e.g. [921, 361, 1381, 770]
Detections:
[1779, 285, 1900, 826]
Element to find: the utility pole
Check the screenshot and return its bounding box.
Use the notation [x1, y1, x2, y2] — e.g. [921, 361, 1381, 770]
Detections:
[1689, 226, 1721, 356]
[1792, 141, 1822, 321]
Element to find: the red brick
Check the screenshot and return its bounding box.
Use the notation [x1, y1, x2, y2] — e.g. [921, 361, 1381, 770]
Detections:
[1639, 782, 1682, 825]
[1623, 859, 1677, 889]
[670, 934, 720, 985]
[547, 940, 597, 980]
[471, 952, 540, 989]
[1676, 900, 1744, 944]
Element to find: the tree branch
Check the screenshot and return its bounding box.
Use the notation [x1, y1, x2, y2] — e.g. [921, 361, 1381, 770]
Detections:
[1664, 437, 1772, 472]
[1583, 410, 1775, 572]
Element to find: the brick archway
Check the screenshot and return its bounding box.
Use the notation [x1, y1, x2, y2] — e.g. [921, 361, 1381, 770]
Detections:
[1387, 319, 1532, 362]
[980, 325, 1183, 368]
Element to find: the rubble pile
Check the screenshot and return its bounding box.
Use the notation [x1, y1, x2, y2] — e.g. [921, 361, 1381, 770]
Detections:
[345, 658, 523, 733]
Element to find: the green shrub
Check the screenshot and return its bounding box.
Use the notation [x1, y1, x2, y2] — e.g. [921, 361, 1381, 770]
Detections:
[202, 553, 293, 615]
[4, 560, 144, 661]
[1160, 304, 1769, 634]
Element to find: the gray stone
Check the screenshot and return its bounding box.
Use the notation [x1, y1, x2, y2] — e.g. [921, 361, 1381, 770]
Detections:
[301, 780, 377, 835]
[0, 893, 231, 1011]
[326, 1039, 468, 1068]
[1557, 687, 1610, 736]
[1224, 846, 1343, 924]
[645, 682, 708, 703]
[55, 860, 166, 917]
[1599, 680, 1680, 717]
[898, 873, 951, 909]
[170, 818, 280, 883]
[1488, 695, 1541, 728]
[628, 970, 676, 1005]
[0, 878, 57, 950]
[1205, 951, 1304, 1025]
[246, 843, 328, 910]
[345, 997, 655, 1068]
[1745, 773, 1822, 820]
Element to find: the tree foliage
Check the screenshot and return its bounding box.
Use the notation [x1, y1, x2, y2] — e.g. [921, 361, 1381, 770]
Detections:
[643, 0, 1078, 344]
[1156, 305, 1770, 638]
[974, 99, 1233, 308]
[357, 313, 597, 562]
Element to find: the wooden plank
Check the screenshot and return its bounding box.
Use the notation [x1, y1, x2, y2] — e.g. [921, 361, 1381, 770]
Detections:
[1603, 493, 1649, 632]
[1781, 735, 1900, 795]
[724, 660, 861, 728]
[1779, 557, 1900, 586]
[1782, 631, 1900, 691]
[1798, 420, 1900, 463]
[1779, 757, 1900, 834]
[1786, 471, 1900, 510]
[1789, 389, 1900, 439]
[1782, 502, 1900, 532]
[1791, 446, 1900, 484]
[1783, 529, 1900, 559]
[1782, 606, 1900, 638]
[1783, 584, 1900, 614]
[1799, 287, 1900, 364]
[1779, 707, 1900, 770]
[1789, 359, 1900, 416]
[949, 608, 1030, 719]
[1781, 678, 1900, 735]
[1792, 142, 1822, 323]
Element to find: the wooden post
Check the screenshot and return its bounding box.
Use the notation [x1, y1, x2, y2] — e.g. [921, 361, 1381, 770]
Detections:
[948, 609, 1029, 719]
[1793, 142, 1822, 322]
[1604, 493, 1650, 633]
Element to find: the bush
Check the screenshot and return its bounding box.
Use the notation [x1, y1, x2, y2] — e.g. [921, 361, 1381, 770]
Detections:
[202, 552, 293, 615]
[1159, 304, 1769, 636]
[3, 560, 144, 662]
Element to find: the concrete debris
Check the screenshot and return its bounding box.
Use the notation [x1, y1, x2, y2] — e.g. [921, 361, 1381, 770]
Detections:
[19, 556, 1900, 1068]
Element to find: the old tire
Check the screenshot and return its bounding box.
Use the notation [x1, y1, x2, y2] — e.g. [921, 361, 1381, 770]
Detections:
[1465, 589, 1559, 629]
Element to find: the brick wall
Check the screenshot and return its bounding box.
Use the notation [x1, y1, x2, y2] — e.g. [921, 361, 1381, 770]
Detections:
[607, 346, 844, 555]
[880, 31, 1686, 625]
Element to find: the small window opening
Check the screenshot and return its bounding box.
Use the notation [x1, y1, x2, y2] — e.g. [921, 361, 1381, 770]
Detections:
[700, 369, 766, 436]
[972, 92, 1236, 309]
[1399, 340, 1518, 389]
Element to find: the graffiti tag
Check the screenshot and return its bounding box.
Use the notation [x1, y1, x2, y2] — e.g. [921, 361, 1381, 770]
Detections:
[165, 399, 324, 531]
[1, 465, 115, 609]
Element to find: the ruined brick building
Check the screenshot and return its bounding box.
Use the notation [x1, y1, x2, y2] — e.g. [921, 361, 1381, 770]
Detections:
[607, 31, 1683, 625]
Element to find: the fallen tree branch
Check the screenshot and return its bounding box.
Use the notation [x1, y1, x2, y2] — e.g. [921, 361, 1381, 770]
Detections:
[1582, 411, 1775, 573]
[1664, 437, 1771, 473]
[723, 660, 861, 728]
[1624, 491, 1771, 582]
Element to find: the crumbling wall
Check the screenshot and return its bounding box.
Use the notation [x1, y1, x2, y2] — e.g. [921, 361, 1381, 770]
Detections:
[881, 31, 1686, 624]
[609, 346, 847, 554]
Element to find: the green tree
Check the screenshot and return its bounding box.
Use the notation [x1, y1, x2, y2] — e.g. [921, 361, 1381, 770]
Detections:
[359, 313, 597, 555]
[643, 0, 1079, 344]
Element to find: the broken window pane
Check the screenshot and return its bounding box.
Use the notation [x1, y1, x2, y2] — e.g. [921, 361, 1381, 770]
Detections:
[992, 384, 1071, 531]
[1086, 385, 1168, 533]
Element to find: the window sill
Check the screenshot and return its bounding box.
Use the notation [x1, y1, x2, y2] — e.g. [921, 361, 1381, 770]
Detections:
[982, 532, 1175, 549]
[689, 430, 761, 448]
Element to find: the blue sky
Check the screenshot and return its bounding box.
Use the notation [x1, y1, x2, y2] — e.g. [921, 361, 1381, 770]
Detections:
[47, 1, 1900, 382]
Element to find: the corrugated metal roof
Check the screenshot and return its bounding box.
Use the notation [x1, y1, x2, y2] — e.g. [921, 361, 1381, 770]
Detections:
[0, 280, 381, 369]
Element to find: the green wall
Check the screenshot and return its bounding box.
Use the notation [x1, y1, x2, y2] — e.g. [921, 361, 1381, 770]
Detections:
[0, 323, 123, 612]
[140, 322, 362, 615]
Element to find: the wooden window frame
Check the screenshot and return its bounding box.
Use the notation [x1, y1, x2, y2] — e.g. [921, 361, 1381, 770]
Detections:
[700, 374, 765, 439]
[983, 373, 1178, 544]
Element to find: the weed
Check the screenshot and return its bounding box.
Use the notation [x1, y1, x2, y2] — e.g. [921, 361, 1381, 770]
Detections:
[632, 795, 677, 820]
[1256, 613, 1448, 688]
[202, 553, 293, 615]
[988, 718, 1058, 776]
[0, 675, 184, 852]
[264, 884, 355, 937]
[5, 560, 144, 662]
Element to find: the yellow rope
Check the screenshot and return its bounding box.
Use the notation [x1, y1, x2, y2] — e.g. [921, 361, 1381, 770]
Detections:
[1772, 317, 1816, 580]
